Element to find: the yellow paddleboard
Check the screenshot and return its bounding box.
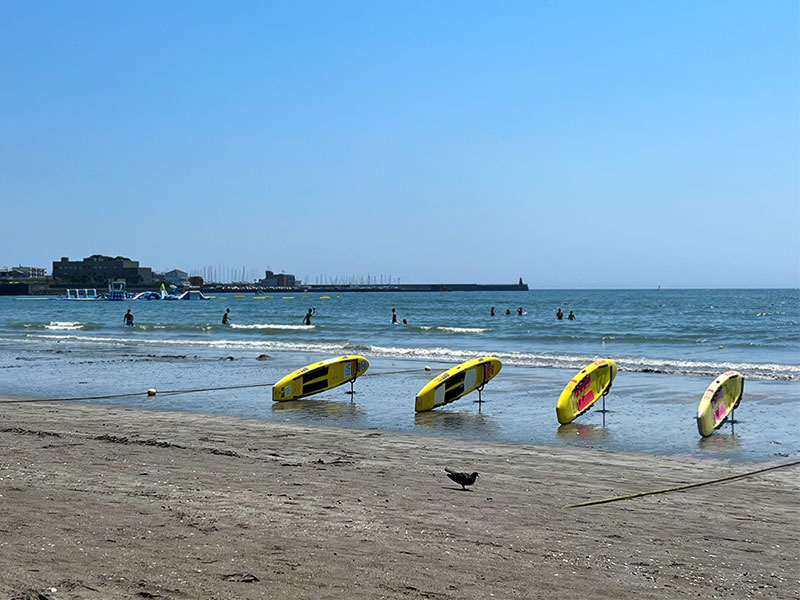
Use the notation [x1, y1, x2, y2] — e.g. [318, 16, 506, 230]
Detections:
[273, 355, 370, 401]
[415, 357, 502, 412]
[556, 359, 617, 424]
[696, 371, 743, 437]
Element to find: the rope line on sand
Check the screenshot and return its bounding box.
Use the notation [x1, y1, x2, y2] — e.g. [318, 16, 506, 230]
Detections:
[365, 368, 436, 376]
[563, 460, 800, 509]
[0, 368, 434, 404]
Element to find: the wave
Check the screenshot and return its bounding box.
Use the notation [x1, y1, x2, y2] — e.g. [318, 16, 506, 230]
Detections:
[229, 323, 314, 330]
[45, 321, 85, 331]
[12, 333, 800, 381]
[419, 326, 488, 334]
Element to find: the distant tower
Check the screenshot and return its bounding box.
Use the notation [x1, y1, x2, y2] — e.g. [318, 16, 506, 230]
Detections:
[519, 277, 523, 285]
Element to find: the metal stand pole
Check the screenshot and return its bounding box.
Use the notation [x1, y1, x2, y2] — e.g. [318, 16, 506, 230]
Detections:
[600, 392, 608, 427]
[474, 384, 485, 403]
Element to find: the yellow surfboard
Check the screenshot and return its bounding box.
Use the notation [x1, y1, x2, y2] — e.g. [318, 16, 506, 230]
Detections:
[272, 355, 370, 401]
[696, 371, 743, 437]
[556, 359, 617, 424]
[415, 357, 502, 412]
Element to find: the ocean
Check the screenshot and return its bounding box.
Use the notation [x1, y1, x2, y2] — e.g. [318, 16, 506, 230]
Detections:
[1, 289, 798, 462]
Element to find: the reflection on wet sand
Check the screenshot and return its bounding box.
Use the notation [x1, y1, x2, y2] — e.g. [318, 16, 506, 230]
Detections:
[556, 422, 611, 442]
[414, 409, 498, 436]
[698, 430, 741, 451]
[272, 398, 364, 421]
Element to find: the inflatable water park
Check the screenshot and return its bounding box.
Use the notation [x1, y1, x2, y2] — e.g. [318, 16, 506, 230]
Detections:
[59, 282, 210, 301]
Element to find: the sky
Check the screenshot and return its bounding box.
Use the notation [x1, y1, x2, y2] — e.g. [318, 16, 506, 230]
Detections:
[0, 1, 797, 288]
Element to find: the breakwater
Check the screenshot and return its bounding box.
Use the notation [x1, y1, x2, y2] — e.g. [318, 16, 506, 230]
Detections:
[299, 282, 529, 293]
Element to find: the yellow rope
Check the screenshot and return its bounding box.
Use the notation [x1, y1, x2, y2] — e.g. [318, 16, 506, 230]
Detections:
[563, 460, 800, 509]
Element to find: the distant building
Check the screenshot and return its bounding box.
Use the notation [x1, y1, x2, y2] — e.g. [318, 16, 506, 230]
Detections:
[0, 266, 47, 280]
[259, 270, 296, 287]
[53, 255, 153, 283]
[161, 269, 190, 286]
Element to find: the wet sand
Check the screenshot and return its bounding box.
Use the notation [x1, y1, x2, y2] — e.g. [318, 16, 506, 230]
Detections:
[0, 401, 797, 599]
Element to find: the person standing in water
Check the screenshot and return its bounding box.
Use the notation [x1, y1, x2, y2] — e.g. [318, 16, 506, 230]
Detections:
[303, 308, 315, 325]
[568, 310, 576, 321]
[123, 309, 134, 327]
[222, 308, 231, 325]
[391, 308, 398, 324]
[490, 306, 496, 316]
[556, 308, 564, 320]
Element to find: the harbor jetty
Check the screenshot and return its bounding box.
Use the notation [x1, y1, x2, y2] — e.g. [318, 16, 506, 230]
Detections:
[201, 281, 529, 294]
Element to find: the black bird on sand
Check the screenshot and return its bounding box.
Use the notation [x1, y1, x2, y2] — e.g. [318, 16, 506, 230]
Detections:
[445, 467, 479, 490]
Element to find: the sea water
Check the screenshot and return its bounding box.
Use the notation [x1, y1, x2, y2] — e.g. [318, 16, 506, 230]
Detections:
[1, 289, 798, 462]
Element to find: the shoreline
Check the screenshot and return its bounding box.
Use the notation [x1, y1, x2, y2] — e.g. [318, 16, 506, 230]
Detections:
[1, 401, 797, 599]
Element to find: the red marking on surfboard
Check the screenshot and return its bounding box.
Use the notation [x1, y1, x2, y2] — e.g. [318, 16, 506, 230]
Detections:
[574, 376, 595, 411]
[714, 401, 728, 422]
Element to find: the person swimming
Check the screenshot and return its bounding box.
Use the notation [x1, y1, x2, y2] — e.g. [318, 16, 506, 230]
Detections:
[517, 307, 523, 315]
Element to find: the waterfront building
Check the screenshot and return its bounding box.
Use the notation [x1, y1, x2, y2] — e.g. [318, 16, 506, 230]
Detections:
[0, 266, 47, 280]
[53, 255, 153, 284]
[161, 269, 190, 286]
[258, 270, 296, 287]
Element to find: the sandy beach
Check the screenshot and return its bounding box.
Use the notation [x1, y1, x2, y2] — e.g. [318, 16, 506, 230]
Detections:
[0, 401, 797, 600]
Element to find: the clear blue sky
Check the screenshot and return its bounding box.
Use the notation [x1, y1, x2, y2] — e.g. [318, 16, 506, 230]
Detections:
[1, 1, 797, 287]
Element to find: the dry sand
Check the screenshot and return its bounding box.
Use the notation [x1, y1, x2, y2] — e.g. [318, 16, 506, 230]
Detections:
[0, 401, 797, 599]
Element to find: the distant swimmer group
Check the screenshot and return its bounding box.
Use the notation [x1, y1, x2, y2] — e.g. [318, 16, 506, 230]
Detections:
[556, 308, 576, 320]
[489, 306, 575, 320]
[120, 305, 318, 330]
[492, 306, 526, 316]
[119, 301, 575, 333]
[391, 308, 410, 325]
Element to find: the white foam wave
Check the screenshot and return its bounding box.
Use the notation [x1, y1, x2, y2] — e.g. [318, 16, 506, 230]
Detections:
[15, 333, 800, 380]
[437, 327, 488, 334]
[45, 321, 84, 331]
[230, 323, 314, 330]
[419, 326, 488, 334]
